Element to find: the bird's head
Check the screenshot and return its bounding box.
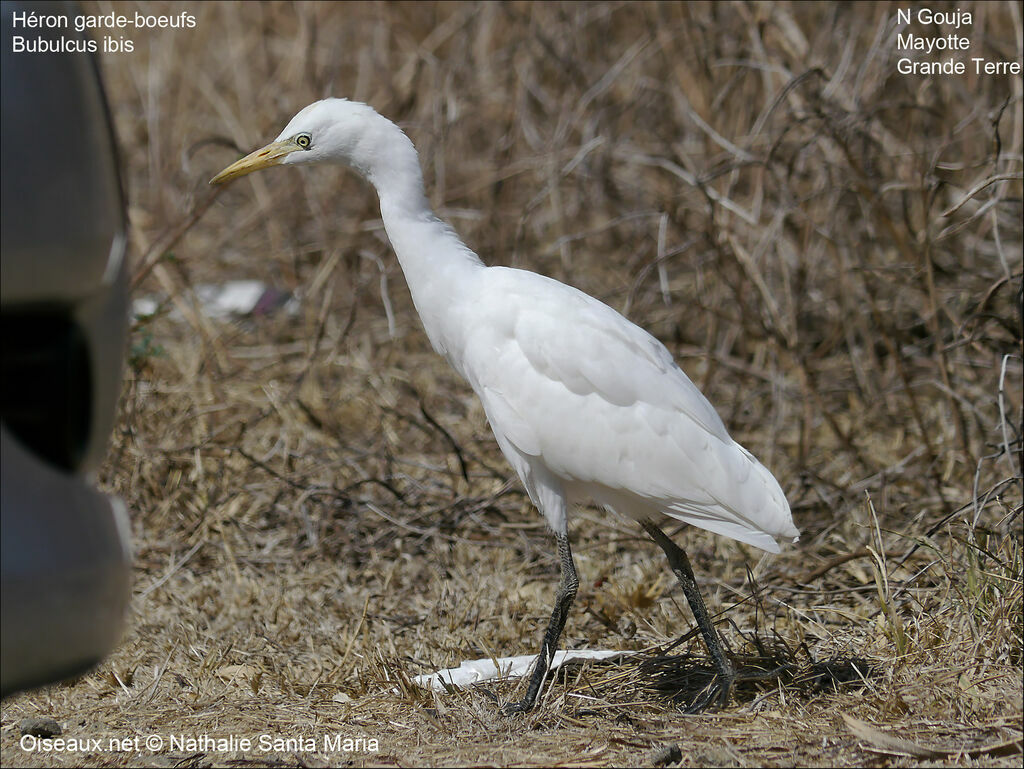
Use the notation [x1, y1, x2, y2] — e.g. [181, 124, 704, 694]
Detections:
[210, 98, 386, 185]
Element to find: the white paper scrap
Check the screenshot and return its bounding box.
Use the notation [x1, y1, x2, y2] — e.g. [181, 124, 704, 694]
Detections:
[133, 281, 298, 321]
[413, 649, 635, 691]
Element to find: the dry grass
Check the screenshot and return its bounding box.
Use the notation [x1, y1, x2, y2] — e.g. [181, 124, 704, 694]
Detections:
[2, 1, 1022, 766]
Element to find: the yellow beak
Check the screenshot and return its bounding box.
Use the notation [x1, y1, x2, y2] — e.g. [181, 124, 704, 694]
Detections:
[209, 139, 301, 185]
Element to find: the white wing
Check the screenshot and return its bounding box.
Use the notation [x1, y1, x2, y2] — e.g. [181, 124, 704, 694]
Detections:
[457, 267, 797, 552]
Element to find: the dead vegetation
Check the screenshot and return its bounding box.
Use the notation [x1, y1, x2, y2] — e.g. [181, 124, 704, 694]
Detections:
[2, 1, 1022, 767]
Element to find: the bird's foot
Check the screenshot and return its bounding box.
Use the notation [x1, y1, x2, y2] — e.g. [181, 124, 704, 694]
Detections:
[500, 699, 534, 717]
[682, 671, 734, 714]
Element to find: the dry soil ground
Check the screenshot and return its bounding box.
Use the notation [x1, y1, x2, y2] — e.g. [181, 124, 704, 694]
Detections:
[2, 2, 1022, 767]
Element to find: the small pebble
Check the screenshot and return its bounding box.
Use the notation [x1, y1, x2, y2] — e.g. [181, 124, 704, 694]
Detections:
[20, 717, 62, 738]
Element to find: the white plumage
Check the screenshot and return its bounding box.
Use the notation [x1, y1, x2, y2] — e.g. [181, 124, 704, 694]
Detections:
[212, 98, 799, 713]
[465, 267, 794, 548]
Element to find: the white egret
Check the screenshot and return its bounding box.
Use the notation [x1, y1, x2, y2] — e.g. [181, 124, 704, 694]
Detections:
[211, 99, 799, 713]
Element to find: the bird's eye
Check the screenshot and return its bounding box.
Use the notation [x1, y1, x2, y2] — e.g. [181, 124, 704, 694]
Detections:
[295, 134, 311, 149]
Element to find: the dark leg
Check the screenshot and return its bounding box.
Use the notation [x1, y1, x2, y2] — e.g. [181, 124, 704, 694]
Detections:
[641, 519, 734, 709]
[503, 532, 579, 715]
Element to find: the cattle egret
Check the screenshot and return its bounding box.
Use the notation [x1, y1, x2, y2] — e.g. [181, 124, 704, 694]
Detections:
[212, 99, 799, 713]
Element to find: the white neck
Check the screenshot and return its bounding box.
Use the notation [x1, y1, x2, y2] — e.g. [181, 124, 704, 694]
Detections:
[353, 115, 484, 365]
